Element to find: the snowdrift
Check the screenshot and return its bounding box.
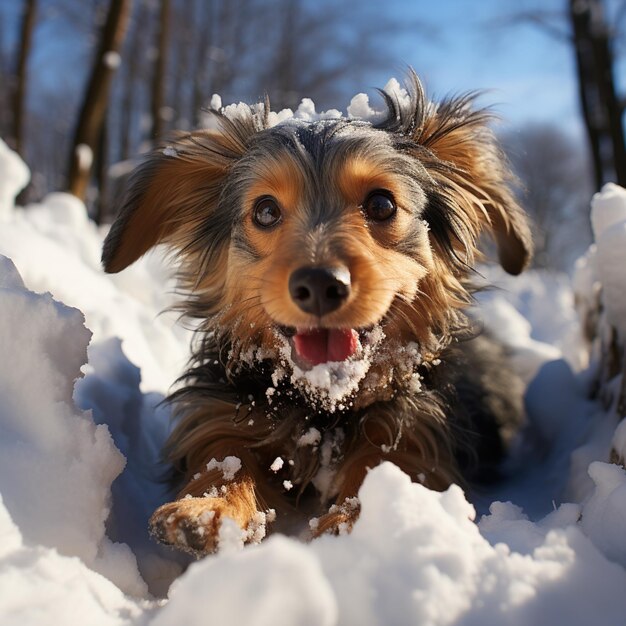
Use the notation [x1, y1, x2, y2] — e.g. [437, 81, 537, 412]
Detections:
[2, 113, 626, 625]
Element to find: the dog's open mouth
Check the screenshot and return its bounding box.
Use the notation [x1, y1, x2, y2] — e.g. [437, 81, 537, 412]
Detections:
[271, 324, 386, 412]
[292, 328, 361, 366]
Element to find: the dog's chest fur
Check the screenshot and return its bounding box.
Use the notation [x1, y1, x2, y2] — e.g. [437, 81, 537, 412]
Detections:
[167, 332, 523, 511]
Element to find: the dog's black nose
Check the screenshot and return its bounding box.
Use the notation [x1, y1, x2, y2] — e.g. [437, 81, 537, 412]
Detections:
[289, 266, 351, 317]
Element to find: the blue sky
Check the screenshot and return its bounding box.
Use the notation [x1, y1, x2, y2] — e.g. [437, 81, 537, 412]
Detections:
[366, 0, 602, 140]
[2, 0, 624, 144]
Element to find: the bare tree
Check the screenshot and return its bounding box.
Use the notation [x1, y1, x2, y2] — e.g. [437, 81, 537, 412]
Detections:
[0, 17, 8, 140]
[170, 1, 194, 129]
[496, 0, 626, 190]
[255, 0, 399, 111]
[190, 0, 215, 124]
[150, 0, 171, 141]
[67, 0, 132, 204]
[10, 0, 38, 156]
[569, 0, 626, 188]
[8, 0, 412, 219]
[116, 0, 150, 161]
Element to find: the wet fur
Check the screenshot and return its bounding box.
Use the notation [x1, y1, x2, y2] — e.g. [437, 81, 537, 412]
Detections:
[102, 72, 532, 554]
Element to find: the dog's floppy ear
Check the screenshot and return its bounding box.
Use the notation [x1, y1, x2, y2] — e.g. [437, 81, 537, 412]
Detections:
[102, 124, 251, 273]
[419, 103, 533, 275]
[380, 74, 533, 275]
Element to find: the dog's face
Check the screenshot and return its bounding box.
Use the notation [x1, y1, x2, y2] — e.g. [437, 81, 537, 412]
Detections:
[217, 121, 435, 364]
[103, 76, 532, 402]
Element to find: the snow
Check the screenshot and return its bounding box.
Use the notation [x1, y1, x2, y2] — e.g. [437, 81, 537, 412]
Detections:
[218, 80, 403, 130]
[590, 182, 626, 239]
[0, 496, 147, 626]
[270, 457, 285, 472]
[580, 462, 626, 569]
[103, 50, 122, 69]
[592, 193, 626, 338]
[0, 138, 29, 220]
[314, 463, 626, 626]
[75, 143, 94, 171]
[151, 537, 337, 626]
[209, 93, 222, 111]
[0, 166, 191, 392]
[1, 131, 626, 623]
[297, 427, 322, 447]
[205, 456, 242, 482]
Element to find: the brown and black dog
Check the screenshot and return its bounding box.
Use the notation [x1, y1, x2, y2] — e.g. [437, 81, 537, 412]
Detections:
[102, 72, 531, 555]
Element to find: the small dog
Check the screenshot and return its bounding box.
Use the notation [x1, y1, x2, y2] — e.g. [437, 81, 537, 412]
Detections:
[102, 72, 532, 555]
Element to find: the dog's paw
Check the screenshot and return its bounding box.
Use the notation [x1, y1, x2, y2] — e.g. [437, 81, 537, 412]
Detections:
[150, 497, 226, 555]
[150, 495, 274, 556]
[310, 497, 361, 538]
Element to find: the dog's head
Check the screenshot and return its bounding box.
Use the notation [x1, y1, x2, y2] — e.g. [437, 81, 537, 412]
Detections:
[103, 73, 531, 407]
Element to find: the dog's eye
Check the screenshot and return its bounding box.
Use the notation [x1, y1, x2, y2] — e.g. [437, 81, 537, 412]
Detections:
[362, 191, 397, 222]
[253, 197, 282, 228]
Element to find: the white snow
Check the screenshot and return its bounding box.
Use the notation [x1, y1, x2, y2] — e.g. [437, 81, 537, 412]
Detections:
[0, 495, 146, 626]
[0, 151, 191, 393]
[270, 457, 285, 472]
[580, 462, 626, 569]
[205, 456, 242, 482]
[219, 80, 400, 130]
[590, 182, 626, 239]
[209, 93, 222, 111]
[1, 128, 626, 624]
[0, 137, 29, 220]
[103, 50, 122, 69]
[592, 188, 626, 338]
[347, 92, 376, 120]
[0, 253, 148, 598]
[75, 143, 94, 171]
[297, 427, 322, 448]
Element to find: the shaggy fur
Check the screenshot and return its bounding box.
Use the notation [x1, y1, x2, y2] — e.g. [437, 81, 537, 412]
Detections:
[102, 72, 532, 555]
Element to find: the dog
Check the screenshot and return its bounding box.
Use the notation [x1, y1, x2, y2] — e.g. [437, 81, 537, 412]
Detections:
[102, 72, 532, 555]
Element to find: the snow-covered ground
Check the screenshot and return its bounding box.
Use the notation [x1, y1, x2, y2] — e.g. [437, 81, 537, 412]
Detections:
[2, 115, 626, 625]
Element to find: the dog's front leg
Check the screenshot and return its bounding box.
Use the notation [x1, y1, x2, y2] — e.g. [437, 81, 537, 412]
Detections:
[311, 448, 382, 537]
[150, 469, 269, 556]
[311, 418, 459, 537]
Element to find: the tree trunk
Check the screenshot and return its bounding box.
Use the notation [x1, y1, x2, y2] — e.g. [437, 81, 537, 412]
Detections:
[569, 0, 626, 189]
[150, 0, 171, 141]
[93, 115, 109, 224]
[192, 0, 213, 125]
[119, 0, 148, 161]
[12, 0, 38, 156]
[67, 0, 132, 203]
[172, 6, 192, 128]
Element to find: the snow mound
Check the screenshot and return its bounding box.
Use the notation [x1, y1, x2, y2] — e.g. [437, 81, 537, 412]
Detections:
[590, 184, 626, 338]
[313, 463, 626, 625]
[0, 185, 190, 394]
[0, 254, 146, 598]
[2, 140, 626, 623]
[0, 494, 146, 625]
[152, 537, 337, 626]
[0, 138, 29, 220]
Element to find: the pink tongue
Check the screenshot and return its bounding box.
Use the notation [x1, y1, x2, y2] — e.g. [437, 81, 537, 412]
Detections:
[293, 328, 359, 366]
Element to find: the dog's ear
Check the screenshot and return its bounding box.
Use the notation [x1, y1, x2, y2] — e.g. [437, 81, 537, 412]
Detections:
[102, 125, 249, 273]
[380, 74, 533, 275]
[419, 104, 533, 275]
